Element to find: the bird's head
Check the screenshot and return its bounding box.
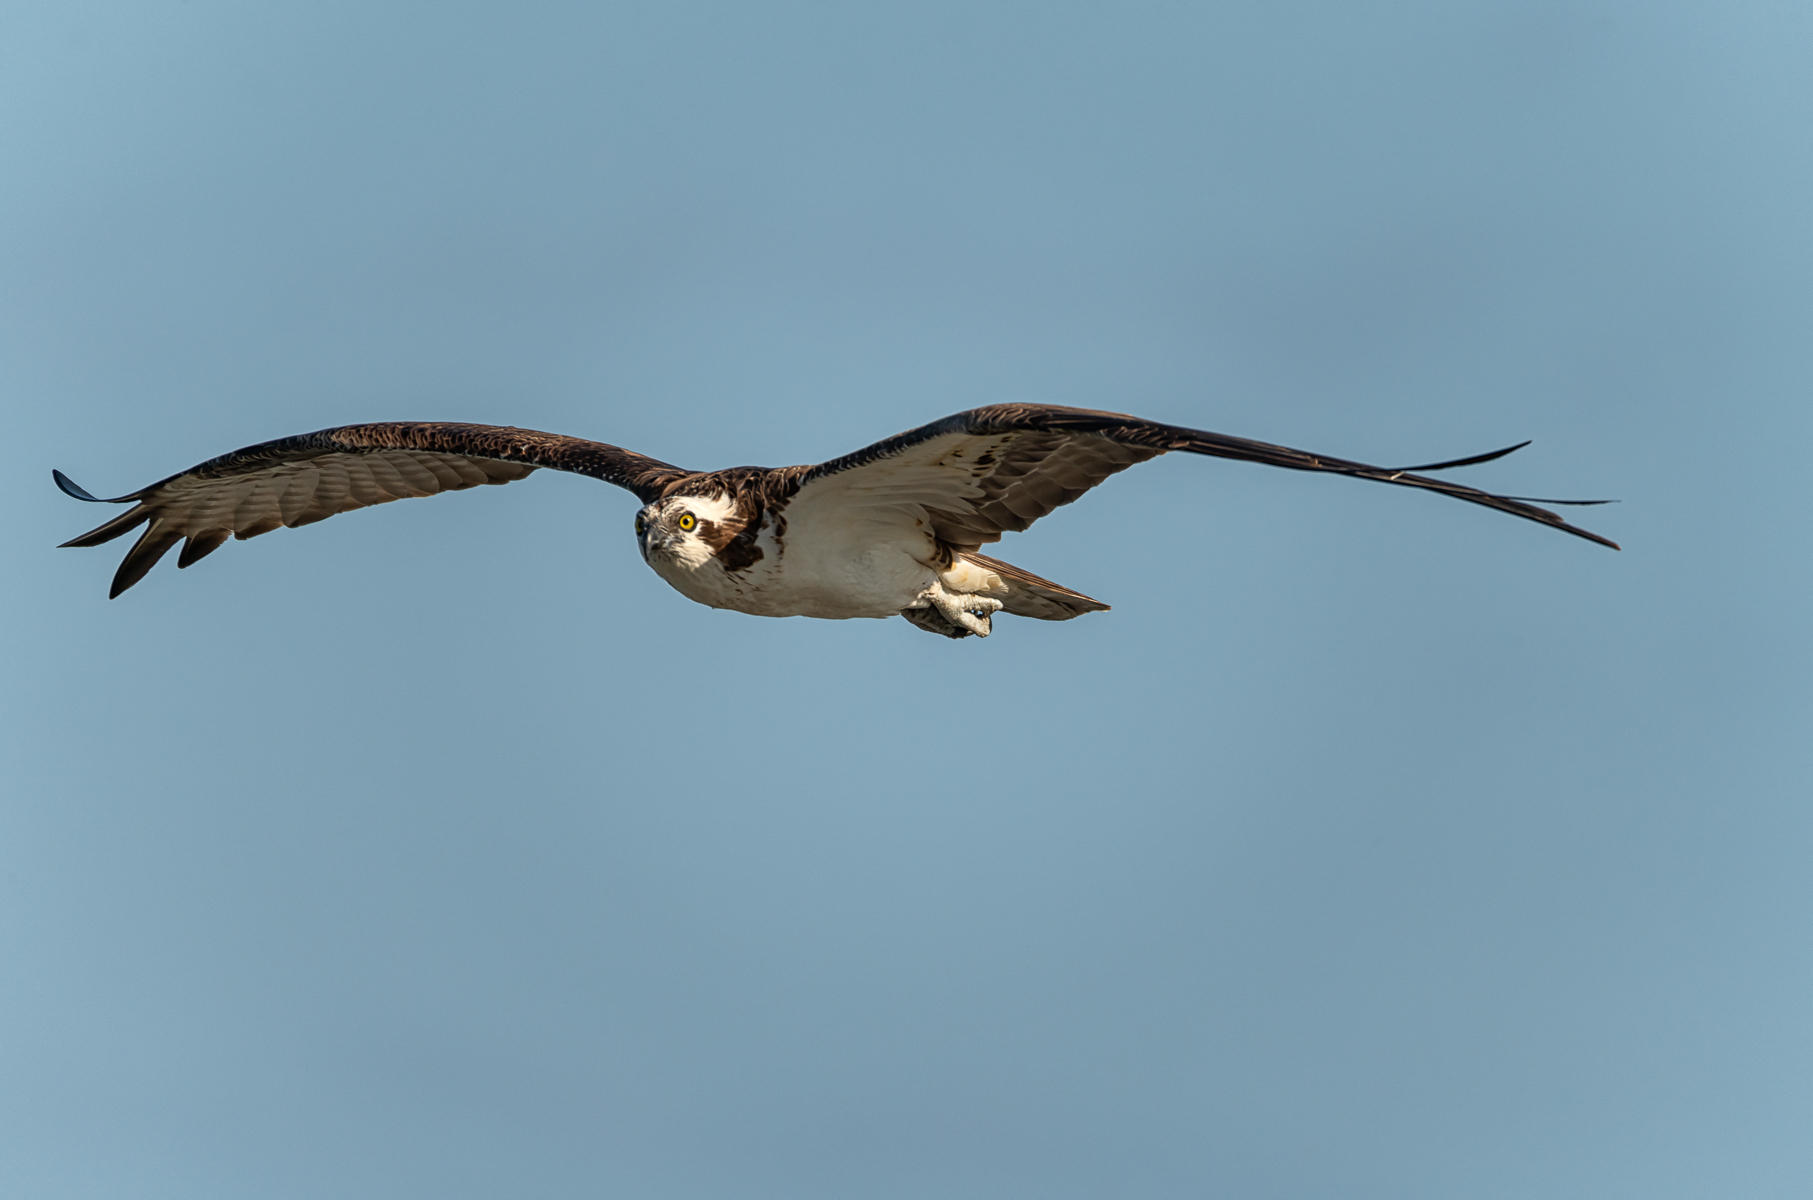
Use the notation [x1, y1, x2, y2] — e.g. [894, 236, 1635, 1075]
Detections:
[635, 493, 736, 571]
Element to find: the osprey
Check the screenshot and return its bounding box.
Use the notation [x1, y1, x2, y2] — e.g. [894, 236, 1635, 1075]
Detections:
[55, 405, 1617, 638]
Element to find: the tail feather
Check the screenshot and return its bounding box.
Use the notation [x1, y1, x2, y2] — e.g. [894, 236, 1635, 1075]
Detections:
[956, 551, 1108, 621]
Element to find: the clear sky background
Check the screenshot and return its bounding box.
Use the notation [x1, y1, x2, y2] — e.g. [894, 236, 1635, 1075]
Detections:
[5, 3, 1809, 1196]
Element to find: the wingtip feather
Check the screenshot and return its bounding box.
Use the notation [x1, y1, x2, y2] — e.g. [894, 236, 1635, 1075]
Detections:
[1394, 441, 1531, 473]
[53, 468, 105, 502]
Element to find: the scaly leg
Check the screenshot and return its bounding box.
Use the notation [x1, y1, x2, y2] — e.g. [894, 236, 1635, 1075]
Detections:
[930, 590, 1002, 637]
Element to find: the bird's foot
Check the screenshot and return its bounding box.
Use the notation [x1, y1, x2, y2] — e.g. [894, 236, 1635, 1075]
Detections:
[902, 589, 1004, 639]
[936, 593, 1002, 638]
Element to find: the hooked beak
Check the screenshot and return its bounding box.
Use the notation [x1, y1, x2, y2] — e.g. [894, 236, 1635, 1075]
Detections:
[639, 527, 674, 562]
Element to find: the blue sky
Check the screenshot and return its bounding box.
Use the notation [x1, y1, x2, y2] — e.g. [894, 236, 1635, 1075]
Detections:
[6, 2, 1810, 1196]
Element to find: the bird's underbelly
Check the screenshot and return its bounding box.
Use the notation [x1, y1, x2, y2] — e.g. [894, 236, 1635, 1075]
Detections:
[652, 539, 938, 620]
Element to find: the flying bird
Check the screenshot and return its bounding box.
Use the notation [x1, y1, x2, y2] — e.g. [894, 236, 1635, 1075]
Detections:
[55, 405, 1617, 637]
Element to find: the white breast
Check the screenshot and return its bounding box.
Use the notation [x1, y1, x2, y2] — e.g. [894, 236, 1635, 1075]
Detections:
[648, 501, 942, 621]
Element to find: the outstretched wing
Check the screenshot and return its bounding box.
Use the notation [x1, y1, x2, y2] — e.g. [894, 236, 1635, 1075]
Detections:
[56, 422, 691, 597]
[788, 404, 1619, 551]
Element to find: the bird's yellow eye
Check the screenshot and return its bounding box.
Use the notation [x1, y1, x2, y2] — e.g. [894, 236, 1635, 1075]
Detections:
[634, 513, 647, 536]
[677, 511, 697, 532]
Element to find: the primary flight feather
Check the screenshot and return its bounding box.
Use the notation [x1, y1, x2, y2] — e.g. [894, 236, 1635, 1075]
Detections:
[55, 405, 1617, 638]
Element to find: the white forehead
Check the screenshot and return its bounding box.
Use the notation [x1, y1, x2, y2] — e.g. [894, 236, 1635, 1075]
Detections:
[660, 493, 737, 523]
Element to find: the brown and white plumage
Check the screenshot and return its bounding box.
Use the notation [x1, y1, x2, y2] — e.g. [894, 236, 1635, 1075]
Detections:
[56, 405, 1617, 636]
[55, 422, 686, 598]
